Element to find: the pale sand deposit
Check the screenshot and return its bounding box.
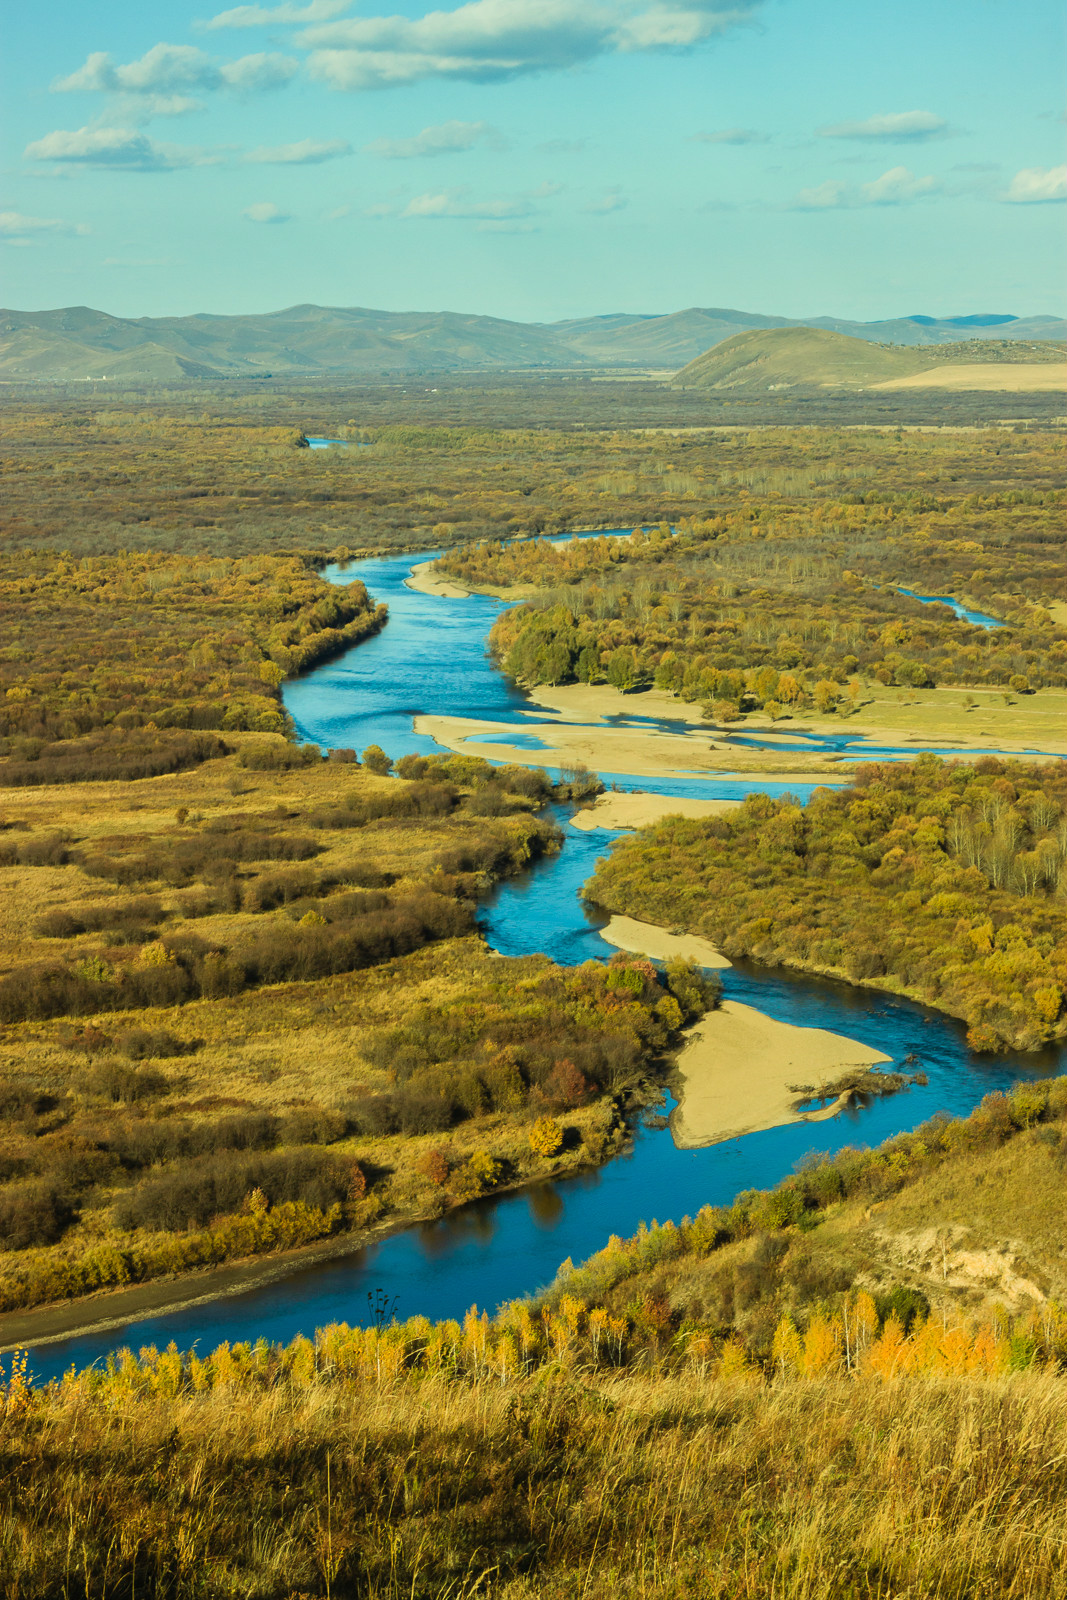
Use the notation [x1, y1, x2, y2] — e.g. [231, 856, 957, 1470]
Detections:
[571, 792, 742, 831]
[405, 561, 470, 599]
[671, 1001, 892, 1149]
[414, 712, 841, 785]
[874, 363, 1067, 393]
[599, 914, 731, 969]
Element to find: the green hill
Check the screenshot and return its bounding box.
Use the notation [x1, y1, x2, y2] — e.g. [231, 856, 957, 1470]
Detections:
[673, 325, 1065, 390]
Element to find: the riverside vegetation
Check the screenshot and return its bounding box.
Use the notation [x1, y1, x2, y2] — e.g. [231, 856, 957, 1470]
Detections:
[0, 731, 715, 1316]
[589, 756, 1067, 1053]
[2, 1075, 1066, 1597]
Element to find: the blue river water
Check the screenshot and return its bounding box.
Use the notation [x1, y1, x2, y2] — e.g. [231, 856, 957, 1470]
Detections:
[21, 543, 1060, 1380]
[895, 587, 1005, 630]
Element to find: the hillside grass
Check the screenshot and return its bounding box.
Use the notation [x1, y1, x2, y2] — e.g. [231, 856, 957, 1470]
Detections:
[3, 1078, 1067, 1598]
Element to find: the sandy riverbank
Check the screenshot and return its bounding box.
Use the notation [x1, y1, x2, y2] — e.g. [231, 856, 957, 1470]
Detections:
[414, 712, 848, 784]
[670, 1000, 892, 1149]
[405, 561, 470, 598]
[599, 914, 731, 969]
[571, 792, 742, 831]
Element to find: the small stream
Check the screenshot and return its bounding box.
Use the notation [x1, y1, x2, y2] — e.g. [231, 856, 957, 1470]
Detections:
[23, 543, 1057, 1380]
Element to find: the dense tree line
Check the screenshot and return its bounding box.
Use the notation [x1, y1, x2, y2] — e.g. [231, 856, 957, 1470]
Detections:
[0, 549, 385, 745]
[439, 494, 1067, 704]
[587, 756, 1067, 1051]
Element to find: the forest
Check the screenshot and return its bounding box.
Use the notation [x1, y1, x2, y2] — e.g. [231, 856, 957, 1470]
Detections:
[441, 493, 1067, 702]
[1, 1075, 1065, 1597]
[0, 739, 713, 1315]
[2, 389, 1064, 562]
[588, 756, 1067, 1051]
[0, 549, 386, 744]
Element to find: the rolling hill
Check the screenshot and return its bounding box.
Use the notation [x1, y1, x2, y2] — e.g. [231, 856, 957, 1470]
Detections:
[672, 325, 1067, 392]
[1, 302, 1064, 382]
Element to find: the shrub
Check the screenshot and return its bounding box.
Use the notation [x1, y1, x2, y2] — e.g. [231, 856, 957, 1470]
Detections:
[529, 1116, 564, 1157]
[544, 1058, 593, 1108]
[416, 1148, 450, 1186]
[362, 745, 393, 775]
[237, 743, 321, 771]
[0, 1182, 72, 1249]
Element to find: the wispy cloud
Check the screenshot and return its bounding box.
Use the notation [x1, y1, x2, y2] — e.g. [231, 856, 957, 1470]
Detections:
[24, 125, 223, 170]
[817, 110, 948, 142]
[584, 187, 627, 213]
[690, 126, 768, 144]
[245, 137, 351, 163]
[795, 166, 940, 209]
[243, 200, 292, 221]
[0, 210, 90, 240]
[1001, 164, 1067, 203]
[53, 44, 298, 98]
[364, 120, 505, 158]
[301, 0, 764, 91]
[202, 0, 350, 28]
[397, 188, 535, 219]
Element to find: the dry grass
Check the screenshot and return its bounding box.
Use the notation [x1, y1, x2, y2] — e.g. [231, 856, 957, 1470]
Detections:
[3, 1364, 1065, 1597]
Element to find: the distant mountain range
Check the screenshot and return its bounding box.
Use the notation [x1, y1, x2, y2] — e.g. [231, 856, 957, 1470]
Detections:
[1, 302, 1064, 382]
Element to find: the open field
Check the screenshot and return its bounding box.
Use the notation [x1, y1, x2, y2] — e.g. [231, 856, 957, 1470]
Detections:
[876, 362, 1067, 392]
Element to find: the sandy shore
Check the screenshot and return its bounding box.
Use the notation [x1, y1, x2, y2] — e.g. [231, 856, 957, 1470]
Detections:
[405, 561, 470, 599]
[414, 712, 845, 785]
[671, 1000, 892, 1149]
[599, 914, 731, 969]
[571, 792, 742, 831]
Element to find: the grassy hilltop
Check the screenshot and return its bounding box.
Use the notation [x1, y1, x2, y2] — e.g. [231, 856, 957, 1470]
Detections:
[673, 325, 1067, 391]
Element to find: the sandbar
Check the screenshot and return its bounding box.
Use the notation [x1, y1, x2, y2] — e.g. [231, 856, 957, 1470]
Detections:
[599, 914, 731, 969]
[405, 561, 470, 599]
[571, 792, 742, 831]
[671, 1000, 892, 1149]
[414, 712, 843, 785]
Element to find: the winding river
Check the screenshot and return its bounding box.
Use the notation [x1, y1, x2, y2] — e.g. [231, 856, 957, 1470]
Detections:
[23, 544, 1061, 1380]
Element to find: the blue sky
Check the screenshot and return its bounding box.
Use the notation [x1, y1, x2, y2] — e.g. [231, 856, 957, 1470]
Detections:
[2, 0, 1065, 320]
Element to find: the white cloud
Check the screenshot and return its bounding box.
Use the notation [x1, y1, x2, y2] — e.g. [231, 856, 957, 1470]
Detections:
[859, 165, 939, 204]
[398, 188, 535, 219]
[0, 210, 90, 238]
[1002, 164, 1067, 203]
[52, 44, 298, 98]
[795, 167, 939, 209]
[584, 187, 626, 212]
[202, 0, 351, 27]
[243, 200, 292, 221]
[690, 126, 767, 144]
[245, 137, 351, 162]
[301, 0, 763, 91]
[795, 179, 848, 209]
[364, 119, 504, 158]
[24, 125, 221, 170]
[818, 110, 948, 141]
